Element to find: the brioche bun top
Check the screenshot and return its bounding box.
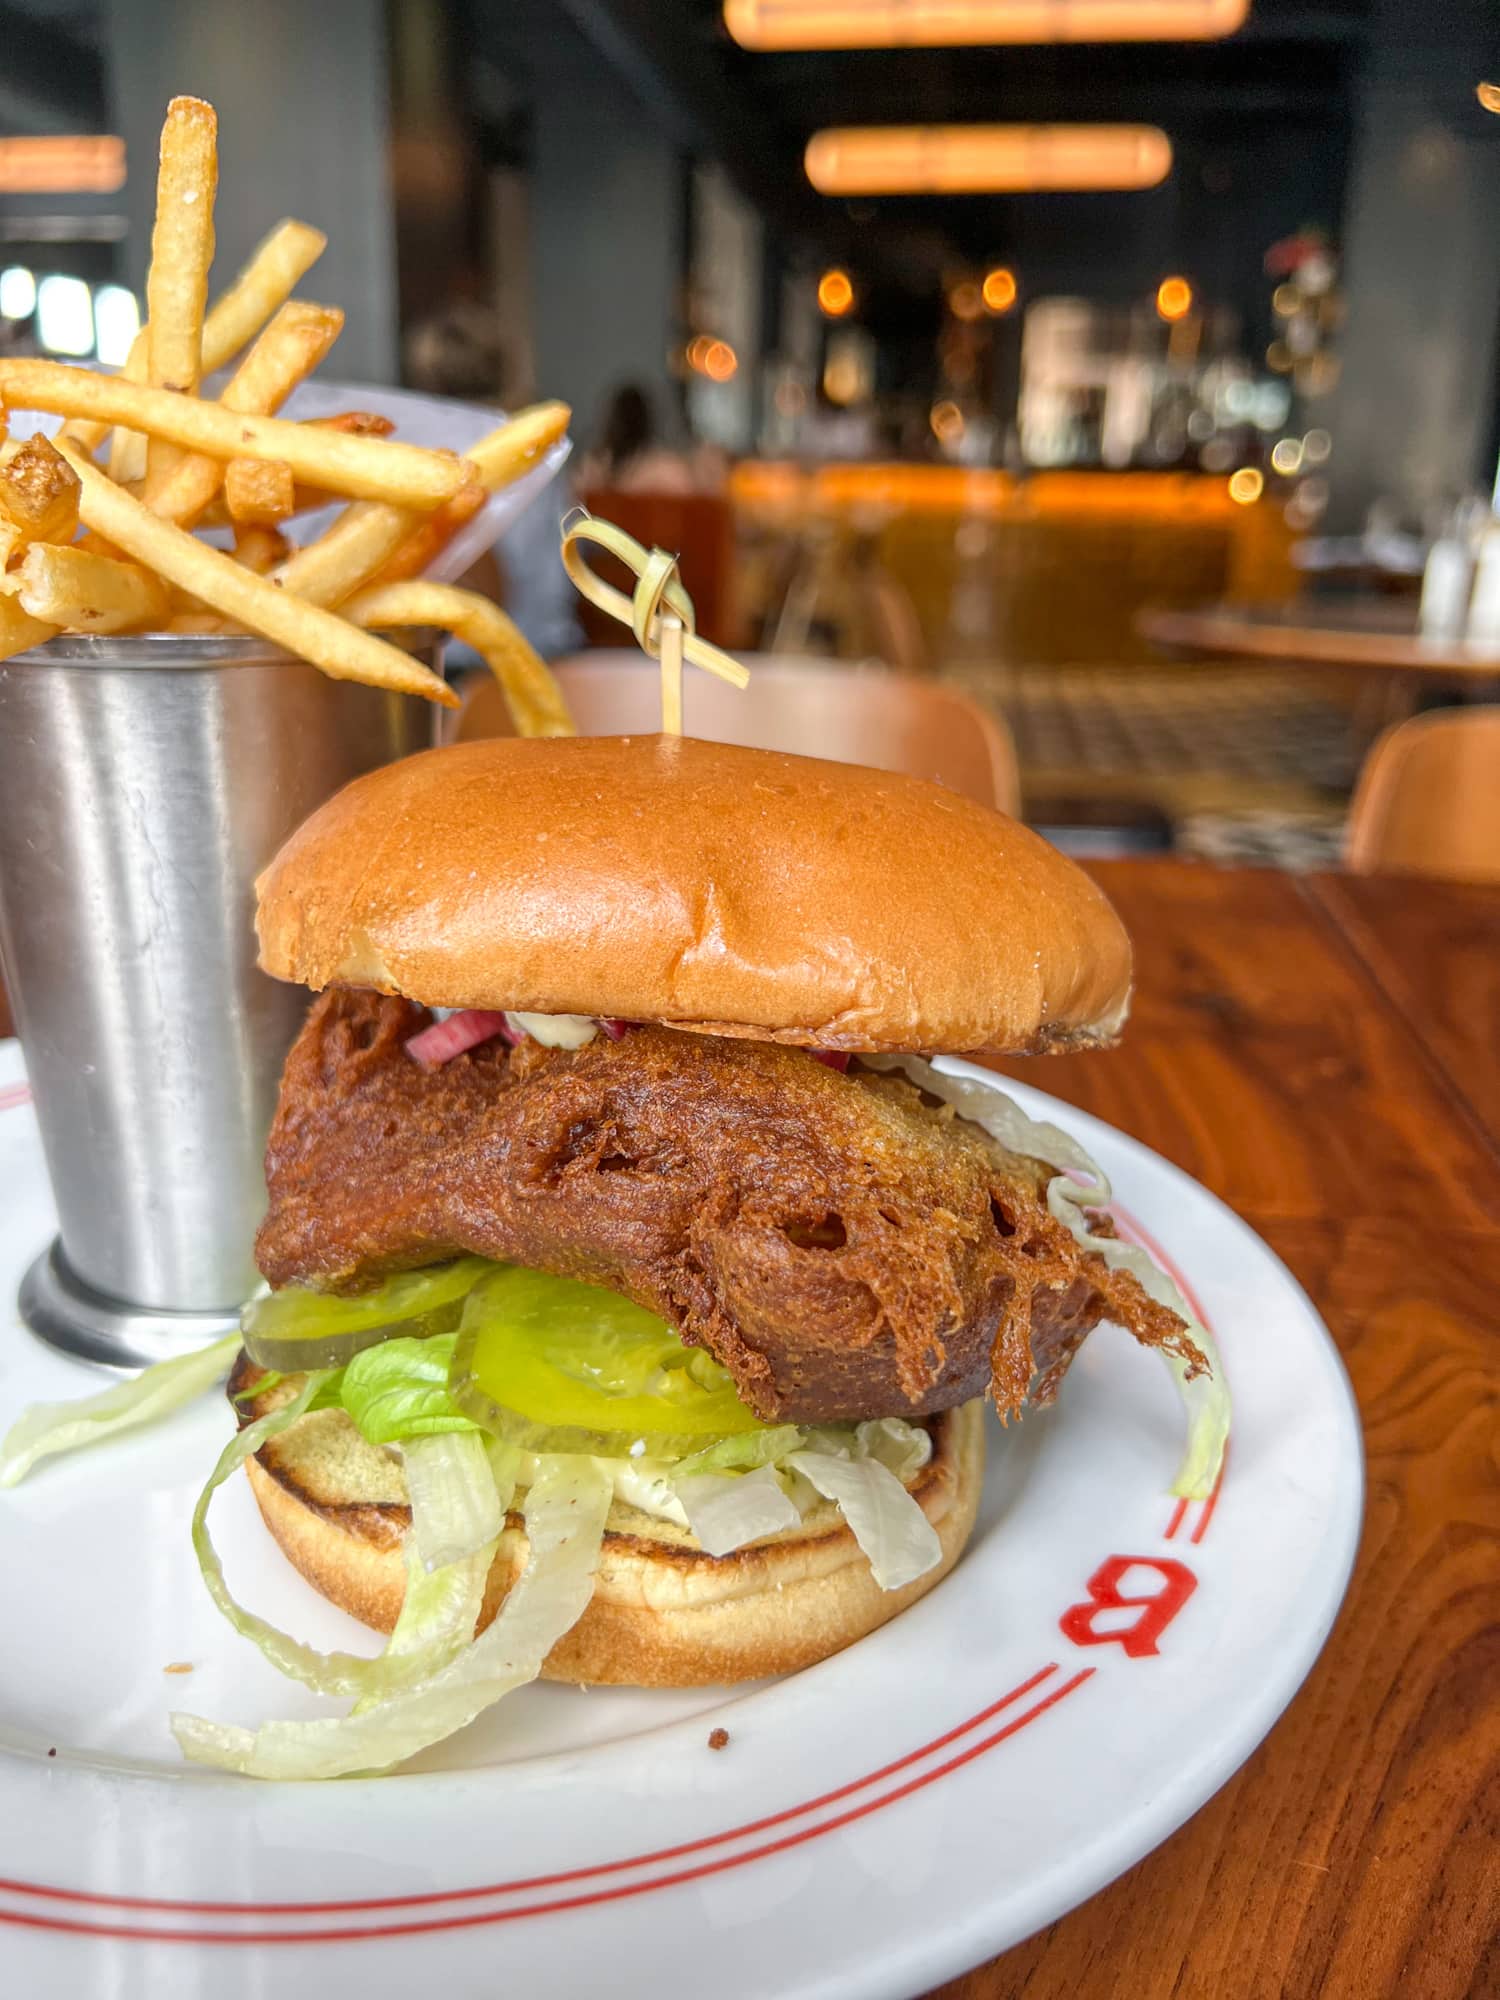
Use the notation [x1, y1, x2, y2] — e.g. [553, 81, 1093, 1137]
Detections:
[255, 734, 1131, 1055]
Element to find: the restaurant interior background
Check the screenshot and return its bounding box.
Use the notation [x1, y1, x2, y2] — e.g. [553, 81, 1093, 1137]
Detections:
[2, 0, 1498, 870]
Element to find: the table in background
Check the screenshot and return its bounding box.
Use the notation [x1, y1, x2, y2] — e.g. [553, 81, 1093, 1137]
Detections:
[930, 860, 1497, 2000]
[1141, 599, 1500, 699]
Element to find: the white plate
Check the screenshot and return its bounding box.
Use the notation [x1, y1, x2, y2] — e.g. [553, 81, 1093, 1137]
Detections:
[0, 1042, 1362, 1999]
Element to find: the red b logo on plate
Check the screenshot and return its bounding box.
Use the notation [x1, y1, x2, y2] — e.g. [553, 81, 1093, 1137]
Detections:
[1059, 1556, 1198, 1658]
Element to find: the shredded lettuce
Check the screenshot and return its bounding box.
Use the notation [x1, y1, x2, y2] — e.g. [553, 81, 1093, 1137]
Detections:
[671, 1425, 804, 1480]
[338, 1334, 479, 1444]
[864, 1054, 1230, 1501]
[786, 1449, 942, 1590]
[0, 1331, 242, 1488]
[173, 1454, 613, 1779]
[192, 1372, 496, 1702]
[676, 1463, 801, 1555]
[401, 1431, 504, 1572]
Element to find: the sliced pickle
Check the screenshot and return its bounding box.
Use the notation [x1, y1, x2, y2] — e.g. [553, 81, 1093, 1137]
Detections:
[449, 1266, 775, 1460]
[241, 1258, 496, 1372]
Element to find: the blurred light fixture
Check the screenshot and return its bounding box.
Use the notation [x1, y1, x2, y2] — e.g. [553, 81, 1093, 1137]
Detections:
[1227, 466, 1263, 504]
[929, 399, 966, 444]
[1155, 274, 1193, 321]
[805, 124, 1171, 196]
[1269, 436, 1303, 475]
[1265, 339, 1291, 373]
[93, 284, 140, 366]
[817, 266, 855, 316]
[726, 2, 1248, 53]
[703, 339, 739, 382]
[774, 379, 807, 416]
[949, 278, 983, 321]
[685, 333, 715, 372]
[0, 265, 36, 319]
[0, 134, 125, 194]
[36, 274, 94, 356]
[982, 265, 1017, 313]
[1301, 427, 1331, 466]
[1477, 82, 1500, 114]
[1270, 282, 1301, 317]
[823, 326, 874, 404]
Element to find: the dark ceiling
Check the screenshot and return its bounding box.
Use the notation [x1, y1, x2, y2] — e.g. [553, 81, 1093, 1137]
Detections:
[548, 0, 1371, 327]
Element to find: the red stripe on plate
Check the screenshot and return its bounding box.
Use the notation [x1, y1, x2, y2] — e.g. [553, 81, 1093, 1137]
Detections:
[0, 1671, 1095, 1945]
[0, 1082, 31, 1112]
[1163, 1497, 1189, 1542]
[1190, 1451, 1228, 1545]
[0, 1665, 1062, 1916]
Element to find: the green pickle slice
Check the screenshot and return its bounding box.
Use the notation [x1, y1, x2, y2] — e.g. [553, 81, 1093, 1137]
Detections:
[450, 1266, 774, 1458]
[241, 1257, 494, 1371]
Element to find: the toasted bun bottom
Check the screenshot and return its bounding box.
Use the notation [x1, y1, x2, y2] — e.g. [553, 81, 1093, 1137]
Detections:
[242, 1399, 984, 1687]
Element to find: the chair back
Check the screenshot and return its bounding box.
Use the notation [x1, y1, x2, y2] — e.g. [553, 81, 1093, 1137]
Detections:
[1345, 707, 1500, 881]
[458, 652, 1020, 814]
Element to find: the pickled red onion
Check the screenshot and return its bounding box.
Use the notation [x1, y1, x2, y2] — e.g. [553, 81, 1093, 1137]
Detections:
[813, 1049, 850, 1071]
[405, 1010, 515, 1068]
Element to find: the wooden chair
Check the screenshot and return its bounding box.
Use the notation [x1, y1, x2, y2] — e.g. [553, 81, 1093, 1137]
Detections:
[457, 652, 1020, 814]
[1345, 707, 1500, 882]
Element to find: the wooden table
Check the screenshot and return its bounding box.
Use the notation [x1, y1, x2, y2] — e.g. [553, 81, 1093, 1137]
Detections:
[1140, 599, 1500, 684]
[929, 859, 1498, 2000]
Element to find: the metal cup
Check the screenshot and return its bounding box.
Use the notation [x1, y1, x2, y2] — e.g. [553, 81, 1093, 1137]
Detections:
[0, 632, 436, 1368]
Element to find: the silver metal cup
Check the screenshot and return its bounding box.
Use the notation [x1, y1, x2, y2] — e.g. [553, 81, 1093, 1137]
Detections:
[0, 632, 436, 1368]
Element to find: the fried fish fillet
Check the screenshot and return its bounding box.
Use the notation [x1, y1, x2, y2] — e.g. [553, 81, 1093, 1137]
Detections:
[256, 991, 1201, 1424]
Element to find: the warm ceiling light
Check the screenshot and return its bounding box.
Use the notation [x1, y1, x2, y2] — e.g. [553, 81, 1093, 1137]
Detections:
[805, 125, 1172, 196]
[982, 266, 1018, 313]
[817, 266, 856, 315]
[1478, 82, 1500, 114]
[1155, 275, 1193, 320]
[726, 2, 1248, 52]
[1227, 467, 1263, 505]
[703, 340, 739, 382]
[0, 134, 125, 194]
[685, 333, 715, 372]
[930, 399, 966, 443]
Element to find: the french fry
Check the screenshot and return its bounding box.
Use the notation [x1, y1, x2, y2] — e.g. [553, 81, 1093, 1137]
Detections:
[14, 542, 171, 633]
[167, 609, 234, 634]
[232, 524, 291, 573]
[370, 478, 485, 588]
[54, 439, 457, 707]
[344, 581, 573, 738]
[59, 219, 327, 457]
[109, 424, 148, 485]
[465, 401, 571, 489]
[272, 401, 571, 608]
[200, 218, 326, 374]
[0, 590, 54, 661]
[224, 457, 295, 525]
[147, 299, 343, 525]
[307, 410, 395, 438]
[197, 419, 395, 528]
[0, 362, 467, 509]
[0, 436, 81, 545]
[143, 96, 218, 490]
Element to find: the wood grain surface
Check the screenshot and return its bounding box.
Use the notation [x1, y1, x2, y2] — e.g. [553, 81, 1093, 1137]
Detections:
[1140, 602, 1500, 679]
[930, 861, 1499, 2000]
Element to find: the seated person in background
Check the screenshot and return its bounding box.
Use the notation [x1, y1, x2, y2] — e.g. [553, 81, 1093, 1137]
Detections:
[579, 383, 700, 495]
[404, 305, 582, 660]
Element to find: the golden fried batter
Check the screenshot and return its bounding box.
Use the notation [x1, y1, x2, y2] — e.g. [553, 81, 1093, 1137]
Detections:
[256, 992, 1200, 1423]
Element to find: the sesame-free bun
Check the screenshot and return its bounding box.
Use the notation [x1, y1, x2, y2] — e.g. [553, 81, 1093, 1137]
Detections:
[230, 1355, 984, 1687]
[255, 734, 1131, 1055]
